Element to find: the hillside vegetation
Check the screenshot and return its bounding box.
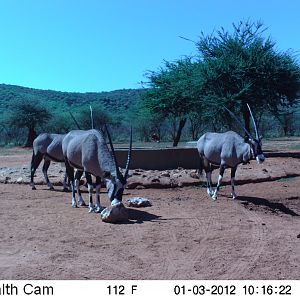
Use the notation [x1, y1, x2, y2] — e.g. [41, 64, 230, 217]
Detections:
[0, 82, 300, 147]
[0, 83, 142, 116]
[0, 83, 144, 145]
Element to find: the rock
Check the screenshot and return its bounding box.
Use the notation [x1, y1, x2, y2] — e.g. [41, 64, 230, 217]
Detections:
[16, 177, 23, 183]
[151, 177, 160, 183]
[127, 197, 152, 207]
[189, 171, 199, 179]
[100, 203, 128, 223]
[132, 171, 142, 176]
[161, 172, 170, 177]
[135, 185, 146, 190]
[173, 173, 182, 178]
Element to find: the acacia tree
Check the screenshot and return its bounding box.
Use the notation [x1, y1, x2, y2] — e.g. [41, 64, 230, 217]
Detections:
[7, 99, 51, 147]
[195, 20, 300, 133]
[143, 57, 198, 146]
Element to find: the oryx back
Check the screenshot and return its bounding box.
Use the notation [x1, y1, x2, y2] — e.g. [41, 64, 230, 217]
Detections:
[62, 129, 116, 178]
[46, 134, 66, 162]
[33, 133, 65, 162]
[197, 131, 250, 167]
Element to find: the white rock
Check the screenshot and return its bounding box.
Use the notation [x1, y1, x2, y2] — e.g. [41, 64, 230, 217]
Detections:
[127, 197, 152, 207]
[16, 177, 23, 183]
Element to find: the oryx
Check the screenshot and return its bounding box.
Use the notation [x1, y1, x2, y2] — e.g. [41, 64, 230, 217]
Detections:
[30, 108, 94, 191]
[197, 104, 265, 200]
[62, 126, 132, 212]
[30, 133, 70, 191]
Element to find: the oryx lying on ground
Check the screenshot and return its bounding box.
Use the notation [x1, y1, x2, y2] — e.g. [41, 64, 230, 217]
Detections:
[197, 104, 265, 200]
[30, 133, 70, 191]
[62, 127, 132, 212]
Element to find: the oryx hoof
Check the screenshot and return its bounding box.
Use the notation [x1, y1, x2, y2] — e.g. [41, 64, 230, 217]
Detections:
[207, 189, 214, 197]
[231, 192, 237, 200]
[71, 199, 77, 208]
[212, 193, 218, 201]
[94, 206, 104, 213]
[88, 206, 95, 213]
[49, 186, 54, 190]
[31, 186, 36, 190]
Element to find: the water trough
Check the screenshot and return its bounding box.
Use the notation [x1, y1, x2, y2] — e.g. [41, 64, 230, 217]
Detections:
[115, 147, 200, 170]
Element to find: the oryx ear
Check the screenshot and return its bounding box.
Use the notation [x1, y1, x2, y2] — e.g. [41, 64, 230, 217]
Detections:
[244, 135, 250, 143]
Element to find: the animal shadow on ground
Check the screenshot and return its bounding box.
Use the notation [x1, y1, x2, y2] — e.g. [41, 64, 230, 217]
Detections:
[123, 208, 161, 224]
[238, 196, 299, 217]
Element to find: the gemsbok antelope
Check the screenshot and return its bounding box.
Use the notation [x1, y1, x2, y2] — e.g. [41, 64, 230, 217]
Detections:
[62, 126, 132, 212]
[197, 104, 265, 200]
[30, 108, 94, 191]
[30, 133, 69, 191]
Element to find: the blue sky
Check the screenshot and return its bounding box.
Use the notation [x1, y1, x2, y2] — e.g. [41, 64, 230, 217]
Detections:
[0, 0, 299, 92]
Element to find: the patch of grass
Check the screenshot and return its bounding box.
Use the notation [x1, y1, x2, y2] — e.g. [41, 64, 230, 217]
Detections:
[192, 183, 207, 189]
[290, 144, 300, 150]
[276, 176, 296, 183]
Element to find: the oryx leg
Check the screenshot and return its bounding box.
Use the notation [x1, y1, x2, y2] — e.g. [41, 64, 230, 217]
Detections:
[42, 159, 54, 190]
[230, 167, 237, 199]
[203, 158, 214, 197]
[75, 170, 85, 206]
[94, 176, 103, 212]
[85, 172, 95, 213]
[212, 164, 226, 200]
[65, 159, 76, 208]
[30, 151, 44, 190]
[62, 171, 70, 192]
[206, 171, 214, 197]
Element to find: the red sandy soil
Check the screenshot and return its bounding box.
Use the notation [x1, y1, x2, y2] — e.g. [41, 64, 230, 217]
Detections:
[0, 148, 299, 280]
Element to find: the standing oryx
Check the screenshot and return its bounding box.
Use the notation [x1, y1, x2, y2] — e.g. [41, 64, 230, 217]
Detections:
[197, 104, 265, 200]
[30, 133, 69, 191]
[62, 126, 132, 212]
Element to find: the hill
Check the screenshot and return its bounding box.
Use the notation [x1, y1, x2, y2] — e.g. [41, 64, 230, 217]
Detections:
[0, 83, 143, 116]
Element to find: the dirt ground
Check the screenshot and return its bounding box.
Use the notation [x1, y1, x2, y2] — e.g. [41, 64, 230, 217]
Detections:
[0, 147, 299, 280]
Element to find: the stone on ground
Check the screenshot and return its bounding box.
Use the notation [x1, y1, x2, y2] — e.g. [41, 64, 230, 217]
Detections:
[100, 202, 128, 223]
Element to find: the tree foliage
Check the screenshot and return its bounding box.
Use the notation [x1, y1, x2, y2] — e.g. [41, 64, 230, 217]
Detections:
[142, 57, 199, 146]
[6, 99, 51, 146]
[142, 20, 300, 143]
[196, 20, 300, 132]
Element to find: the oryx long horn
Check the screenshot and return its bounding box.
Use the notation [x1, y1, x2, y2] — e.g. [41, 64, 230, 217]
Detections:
[224, 106, 253, 139]
[246, 103, 259, 140]
[69, 111, 81, 130]
[104, 124, 121, 177]
[90, 105, 94, 129]
[124, 127, 133, 179]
